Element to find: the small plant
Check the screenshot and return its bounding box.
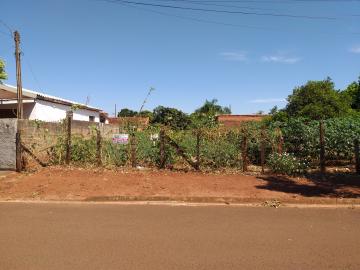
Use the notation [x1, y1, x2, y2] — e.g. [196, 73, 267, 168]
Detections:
[267, 152, 309, 175]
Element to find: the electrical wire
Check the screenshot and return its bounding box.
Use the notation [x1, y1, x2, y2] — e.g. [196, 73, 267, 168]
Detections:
[107, 0, 360, 36]
[107, 0, 338, 20]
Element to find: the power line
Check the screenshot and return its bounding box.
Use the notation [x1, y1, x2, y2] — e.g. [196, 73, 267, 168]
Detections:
[22, 52, 43, 92]
[116, 1, 280, 31]
[107, 0, 338, 20]
[107, 0, 360, 36]
[0, 19, 13, 36]
[154, 0, 286, 11]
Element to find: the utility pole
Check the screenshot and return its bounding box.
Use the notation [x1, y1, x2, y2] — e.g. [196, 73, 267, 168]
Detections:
[14, 31, 23, 119]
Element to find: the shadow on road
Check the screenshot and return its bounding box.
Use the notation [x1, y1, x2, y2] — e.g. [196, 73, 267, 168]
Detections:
[256, 173, 360, 198]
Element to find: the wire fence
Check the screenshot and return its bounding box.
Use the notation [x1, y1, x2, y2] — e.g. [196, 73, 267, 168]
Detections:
[18, 116, 360, 175]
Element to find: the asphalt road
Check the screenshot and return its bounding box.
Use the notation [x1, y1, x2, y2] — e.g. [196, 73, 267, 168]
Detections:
[0, 202, 359, 270]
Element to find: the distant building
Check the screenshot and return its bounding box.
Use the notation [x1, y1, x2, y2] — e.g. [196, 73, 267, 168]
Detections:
[108, 116, 150, 129]
[0, 84, 103, 122]
[217, 114, 266, 128]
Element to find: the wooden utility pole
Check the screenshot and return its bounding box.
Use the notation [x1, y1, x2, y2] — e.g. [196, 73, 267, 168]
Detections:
[14, 31, 23, 119]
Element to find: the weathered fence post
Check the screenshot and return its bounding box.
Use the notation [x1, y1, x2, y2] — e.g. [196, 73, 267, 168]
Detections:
[159, 128, 166, 169]
[96, 127, 102, 167]
[276, 127, 284, 155]
[260, 127, 266, 174]
[319, 120, 326, 175]
[241, 131, 248, 172]
[16, 130, 22, 172]
[195, 129, 201, 171]
[65, 111, 72, 165]
[130, 132, 137, 168]
[355, 139, 360, 174]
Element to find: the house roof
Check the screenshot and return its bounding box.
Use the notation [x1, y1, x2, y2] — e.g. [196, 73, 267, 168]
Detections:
[0, 84, 102, 112]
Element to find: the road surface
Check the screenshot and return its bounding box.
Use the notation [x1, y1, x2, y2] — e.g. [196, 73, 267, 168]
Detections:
[0, 202, 359, 270]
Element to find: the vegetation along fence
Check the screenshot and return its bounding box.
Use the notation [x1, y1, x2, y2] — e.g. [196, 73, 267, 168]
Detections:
[18, 116, 360, 175]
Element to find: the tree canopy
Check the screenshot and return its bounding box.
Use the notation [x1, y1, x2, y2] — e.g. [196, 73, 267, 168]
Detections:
[0, 59, 7, 83]
[284, 78, 351, 120]
[194, 99, 231, 116]
[342, 77, 360, 111]
[117, 108, 138, 117]
[152, 106, 190, 130]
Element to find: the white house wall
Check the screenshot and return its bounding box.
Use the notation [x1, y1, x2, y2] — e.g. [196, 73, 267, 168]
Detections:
[30, 100, 100, 122]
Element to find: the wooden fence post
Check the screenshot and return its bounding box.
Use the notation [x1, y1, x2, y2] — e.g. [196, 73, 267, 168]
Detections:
[195, 129, 201, 171]
[65, 111, 72, 165]
[16, 130, 22, 172]
[260, 127, 266, 174]
[276, 127, 283, 155]
[130, 132, 137, 168]
[355, 139, 360, 174]
[96, 127, 102, 167]
[159, 128, 166, 169]
[241, 131, 248, 172]
[319, 121, 326, 175]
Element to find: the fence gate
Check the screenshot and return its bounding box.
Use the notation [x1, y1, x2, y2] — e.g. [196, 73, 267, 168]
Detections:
[0, 119, 17, 170]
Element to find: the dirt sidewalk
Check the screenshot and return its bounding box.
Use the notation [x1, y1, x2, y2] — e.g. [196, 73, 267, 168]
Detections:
[0, 167, 359, 204]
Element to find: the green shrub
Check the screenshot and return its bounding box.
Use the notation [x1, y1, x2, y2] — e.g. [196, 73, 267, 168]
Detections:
[267, 152, 309, 175]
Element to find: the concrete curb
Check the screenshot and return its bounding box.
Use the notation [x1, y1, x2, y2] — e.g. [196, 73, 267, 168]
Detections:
[0, 196, 359, 208]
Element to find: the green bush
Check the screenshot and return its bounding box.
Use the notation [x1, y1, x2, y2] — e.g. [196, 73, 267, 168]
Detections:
[267, 152, 309, 175]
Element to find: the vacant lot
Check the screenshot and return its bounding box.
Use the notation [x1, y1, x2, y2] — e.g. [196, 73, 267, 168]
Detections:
[0, 167, 359, 204]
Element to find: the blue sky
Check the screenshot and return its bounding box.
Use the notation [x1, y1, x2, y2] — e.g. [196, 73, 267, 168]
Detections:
[0, 0, 359, 115]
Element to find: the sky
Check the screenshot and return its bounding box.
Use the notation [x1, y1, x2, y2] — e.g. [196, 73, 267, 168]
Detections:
[0, 0, 359, 115]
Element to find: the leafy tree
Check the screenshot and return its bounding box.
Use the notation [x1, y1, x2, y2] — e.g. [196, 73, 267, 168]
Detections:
[194, 99, 231, 116]
[285, 78, 351, 120]
[138, 110, 154, 121]
[152, 106, 190, 130]
[269, 106, 278, 115]
[117, 108, 138, 117]
[0, 59, 7, 83]
[342, 77, 360, 111]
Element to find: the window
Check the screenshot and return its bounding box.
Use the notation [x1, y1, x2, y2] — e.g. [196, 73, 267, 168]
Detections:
[89, 116, 95, 122]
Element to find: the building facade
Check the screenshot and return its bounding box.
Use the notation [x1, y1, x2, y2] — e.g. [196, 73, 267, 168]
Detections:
[0, 84, 102, 122]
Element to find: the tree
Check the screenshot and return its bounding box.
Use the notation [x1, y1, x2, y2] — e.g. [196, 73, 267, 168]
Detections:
[194, 99, 231, 116]
[0, 59, 7, 83]
[285, 78, 351, 120]
[117, 108, 138, 117]
[342, 77, 360, 111]
[269, 106, 278, 115]
[138, 110, 154, 121]
[152, 106, 190, 130]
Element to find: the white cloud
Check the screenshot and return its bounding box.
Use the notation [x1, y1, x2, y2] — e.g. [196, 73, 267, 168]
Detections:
[350, 46, 360, 54]
[261, 54, 300, 64]
[220, 51, 247, 61]
[250, 98, 286, 104]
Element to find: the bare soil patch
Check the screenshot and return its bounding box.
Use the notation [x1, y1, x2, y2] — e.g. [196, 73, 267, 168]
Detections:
[0, 167, 359, 204]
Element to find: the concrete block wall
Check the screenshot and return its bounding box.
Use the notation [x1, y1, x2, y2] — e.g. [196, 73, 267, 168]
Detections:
[0, 119, 17, 170]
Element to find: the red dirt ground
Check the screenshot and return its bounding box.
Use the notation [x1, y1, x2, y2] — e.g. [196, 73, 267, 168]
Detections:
[0, 167, 359, 204]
